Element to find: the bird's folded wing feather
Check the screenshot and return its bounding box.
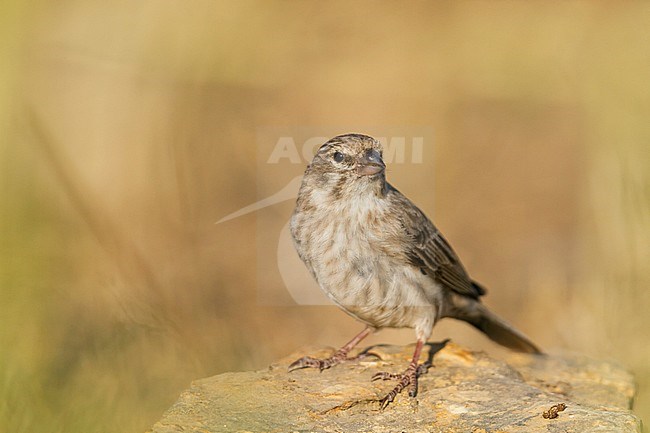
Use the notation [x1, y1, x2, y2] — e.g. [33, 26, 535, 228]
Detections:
[389, 185, 484, 300]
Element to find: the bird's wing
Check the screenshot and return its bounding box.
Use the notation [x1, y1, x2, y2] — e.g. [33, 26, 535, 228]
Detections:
[388, 184, 485, 300]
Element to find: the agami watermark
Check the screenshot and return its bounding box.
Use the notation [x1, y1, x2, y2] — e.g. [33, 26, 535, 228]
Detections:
[217, 128, 434, 305]
[266, 135, 424, 165]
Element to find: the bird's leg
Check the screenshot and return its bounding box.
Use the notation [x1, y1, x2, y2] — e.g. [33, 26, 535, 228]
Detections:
[288, 327, 372, 372]
[372, 338, 425, 409]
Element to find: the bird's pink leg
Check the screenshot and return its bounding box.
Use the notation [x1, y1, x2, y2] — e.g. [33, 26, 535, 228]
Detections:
[288, 327, 372, 372]
[372, 338, 426, 409]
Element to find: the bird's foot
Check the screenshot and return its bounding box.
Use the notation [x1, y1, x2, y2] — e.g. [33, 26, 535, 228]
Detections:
[288, 327, 374, 373]
[288, 348, 367, 372]
[372, 362, 431, 409]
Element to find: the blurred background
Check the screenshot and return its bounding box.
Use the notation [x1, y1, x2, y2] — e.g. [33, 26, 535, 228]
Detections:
[1, 1, 648, 432]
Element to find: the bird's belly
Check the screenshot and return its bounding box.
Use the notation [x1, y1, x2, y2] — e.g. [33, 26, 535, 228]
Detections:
[293, 204, 441, 330]
[313, 248, 441, 329]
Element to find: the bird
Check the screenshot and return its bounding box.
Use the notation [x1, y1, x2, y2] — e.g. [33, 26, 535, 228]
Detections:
[287, 133, 541, 408]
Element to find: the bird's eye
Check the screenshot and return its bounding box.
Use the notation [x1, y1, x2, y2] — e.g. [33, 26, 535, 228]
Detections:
[333, 151, 345, 163]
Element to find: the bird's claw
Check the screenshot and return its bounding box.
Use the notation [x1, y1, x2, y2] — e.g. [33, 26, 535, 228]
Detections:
[374, 362, 429, 409]
[288, 355, 329, 372]
[288, 350, 363, 372]
[379, 393, 395, 410]
[371, 371, 402, 381]
[416, 361, 432, 376]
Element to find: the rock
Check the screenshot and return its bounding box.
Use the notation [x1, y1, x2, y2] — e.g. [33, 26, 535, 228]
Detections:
[148, 342, 641, 433]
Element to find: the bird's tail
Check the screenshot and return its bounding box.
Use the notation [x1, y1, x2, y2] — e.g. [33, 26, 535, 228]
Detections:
[448, 295, 542, 354]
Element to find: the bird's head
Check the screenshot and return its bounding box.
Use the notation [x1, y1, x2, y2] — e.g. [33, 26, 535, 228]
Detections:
[303, 134, 386, 196]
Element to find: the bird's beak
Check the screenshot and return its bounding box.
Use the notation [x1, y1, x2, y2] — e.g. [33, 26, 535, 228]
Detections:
[357, 149, 385, 176]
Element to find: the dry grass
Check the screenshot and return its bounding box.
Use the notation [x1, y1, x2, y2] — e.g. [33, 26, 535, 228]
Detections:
[1, 1, 648, 432]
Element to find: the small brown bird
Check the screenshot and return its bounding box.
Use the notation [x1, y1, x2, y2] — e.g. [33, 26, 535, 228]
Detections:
[288, 133, 541, 408]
